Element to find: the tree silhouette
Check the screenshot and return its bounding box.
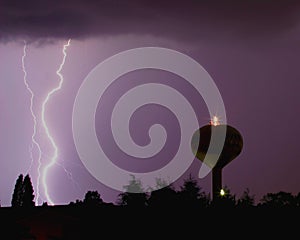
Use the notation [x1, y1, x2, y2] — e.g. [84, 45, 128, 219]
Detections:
[22, 174, 35, 207]
[83, 190, 103, 206]
[11, 174, 24, 207]
[154, 177, 169, 189]
[236, 188, 255, 208]
[294, 192, 300, 207]
[258, 191, 296, 208]
[148, 184, 178, 208]
[11, 174, 35, 207]
[117, 175, 148, 207]
[178, 174, 210, 208]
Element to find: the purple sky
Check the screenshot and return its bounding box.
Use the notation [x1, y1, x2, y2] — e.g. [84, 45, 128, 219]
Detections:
[0, 0, 300, 206]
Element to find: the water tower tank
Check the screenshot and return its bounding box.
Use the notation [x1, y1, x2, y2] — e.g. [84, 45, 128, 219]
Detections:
[191, 117, 243, 201]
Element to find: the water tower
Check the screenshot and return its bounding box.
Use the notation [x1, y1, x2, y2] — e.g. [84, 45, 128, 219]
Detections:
[191, 116, 243, 201]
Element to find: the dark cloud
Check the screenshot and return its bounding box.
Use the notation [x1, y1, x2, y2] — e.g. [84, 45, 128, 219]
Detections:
[1, 0, 300, 43]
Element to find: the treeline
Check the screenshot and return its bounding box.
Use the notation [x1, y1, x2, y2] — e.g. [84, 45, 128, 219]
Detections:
[70, 175, 300, 209]
[9, 173, 300, 209]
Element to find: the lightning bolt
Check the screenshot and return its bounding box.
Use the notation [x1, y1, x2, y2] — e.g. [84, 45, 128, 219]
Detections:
[21, 41, 43, 205]
[41, 39, 71, 205]
[56, 161, 81, 191]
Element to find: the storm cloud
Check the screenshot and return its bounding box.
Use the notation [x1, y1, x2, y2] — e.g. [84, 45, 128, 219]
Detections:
[1, 0, 300, 43]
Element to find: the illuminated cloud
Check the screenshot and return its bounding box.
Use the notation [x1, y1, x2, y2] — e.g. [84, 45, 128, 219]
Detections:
[0, 0, 300, 43]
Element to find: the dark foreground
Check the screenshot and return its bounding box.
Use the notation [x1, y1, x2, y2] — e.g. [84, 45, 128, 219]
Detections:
[0, 204, 299, 239]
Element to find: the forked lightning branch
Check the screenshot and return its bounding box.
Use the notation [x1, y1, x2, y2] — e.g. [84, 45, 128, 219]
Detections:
[21, 39, 71, 206]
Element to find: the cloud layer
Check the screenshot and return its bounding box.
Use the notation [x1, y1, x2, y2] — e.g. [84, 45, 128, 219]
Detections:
[1, 0, 300, 43]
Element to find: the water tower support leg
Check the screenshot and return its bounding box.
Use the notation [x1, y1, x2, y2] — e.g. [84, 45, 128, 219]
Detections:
[212, 167, 222, 201]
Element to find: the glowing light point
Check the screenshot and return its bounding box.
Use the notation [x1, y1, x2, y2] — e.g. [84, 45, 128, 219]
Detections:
[41, 39, 71, 205]
[220, 188, 225, 196]
[210, 115, 220, 126]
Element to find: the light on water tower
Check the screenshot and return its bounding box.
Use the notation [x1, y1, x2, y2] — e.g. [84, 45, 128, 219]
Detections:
[220, 189, 225, 196]
[210, 115, 220, 126]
